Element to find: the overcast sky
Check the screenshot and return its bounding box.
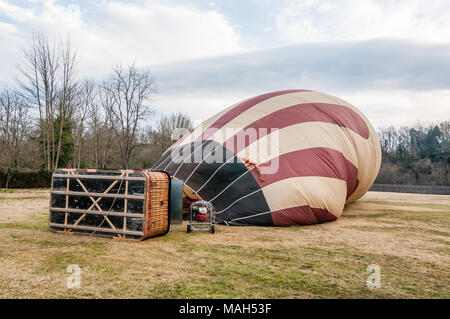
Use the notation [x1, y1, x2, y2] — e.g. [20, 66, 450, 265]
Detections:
[1, 0, 449, 129]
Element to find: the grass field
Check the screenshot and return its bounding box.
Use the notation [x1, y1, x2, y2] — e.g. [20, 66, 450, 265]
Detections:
[0, 189, 449, 298]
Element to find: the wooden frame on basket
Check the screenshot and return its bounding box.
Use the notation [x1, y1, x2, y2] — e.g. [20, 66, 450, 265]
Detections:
[49, 169, 147, 239]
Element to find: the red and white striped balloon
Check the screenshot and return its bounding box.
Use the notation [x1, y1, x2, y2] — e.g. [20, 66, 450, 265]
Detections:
[153, 90, 381, 226]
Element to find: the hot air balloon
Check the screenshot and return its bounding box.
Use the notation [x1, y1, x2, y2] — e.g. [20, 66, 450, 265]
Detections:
[153, 90, 381, 226]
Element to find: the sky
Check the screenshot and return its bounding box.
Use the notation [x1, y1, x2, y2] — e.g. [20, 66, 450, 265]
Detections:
[0, 0, 449, 129]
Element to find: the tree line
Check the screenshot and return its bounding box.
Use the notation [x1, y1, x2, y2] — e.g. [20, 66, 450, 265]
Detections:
[0, 31, 192, 173]
[376, 121, 449, 186]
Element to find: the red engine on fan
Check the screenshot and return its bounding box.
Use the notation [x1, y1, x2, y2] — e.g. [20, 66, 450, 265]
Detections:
[195, 213, 207, 223]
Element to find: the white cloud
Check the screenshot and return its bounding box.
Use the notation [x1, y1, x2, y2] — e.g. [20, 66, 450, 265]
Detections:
[154, 88, 450, 131]
[0, 1, 35, 23]
[0, 0, 242, 79]
[150, 40, 450, 129]
[0, 0, 448, 129]
[341, 89, 450, 129]
[0, 21, 23, 84]
[276, 0, 450, 44]
[153, 91, 249, 127]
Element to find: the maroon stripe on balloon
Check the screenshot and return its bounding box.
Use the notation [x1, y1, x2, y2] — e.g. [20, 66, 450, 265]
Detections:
[250, 148, 359, 198]
[196, 90, 309, 142]
[271, 205, 337, 226]
[224, 103, 369, 154]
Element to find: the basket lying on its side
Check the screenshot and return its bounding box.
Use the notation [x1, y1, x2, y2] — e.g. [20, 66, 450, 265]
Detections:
[142, 171, 170, 238]
[49, 169, 171, 240]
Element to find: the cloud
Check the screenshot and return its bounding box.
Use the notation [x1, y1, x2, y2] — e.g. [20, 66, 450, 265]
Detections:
[1, 1, 448, 129]
[342, 89, 450, 129]
[0, 0, 242, 79]
[0, 21, 23, 83]
[152, 40, 450, 93]
[276, 0, 450, 44]
[150, 39, 450, 128]
[152, 91, 248, 127]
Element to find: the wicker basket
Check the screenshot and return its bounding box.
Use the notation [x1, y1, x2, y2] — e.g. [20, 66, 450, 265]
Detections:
[49, 169, 171, 240]
[142, 171, 170, 239]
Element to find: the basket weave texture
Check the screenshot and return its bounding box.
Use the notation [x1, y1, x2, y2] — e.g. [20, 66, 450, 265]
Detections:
[143, 171, 170, 238]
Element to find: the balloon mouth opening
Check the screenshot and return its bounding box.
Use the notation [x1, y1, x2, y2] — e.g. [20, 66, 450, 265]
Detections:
[173, 177, 202, 216]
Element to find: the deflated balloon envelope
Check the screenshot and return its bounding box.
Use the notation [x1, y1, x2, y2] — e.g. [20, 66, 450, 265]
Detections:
[153, 90, 381, 226]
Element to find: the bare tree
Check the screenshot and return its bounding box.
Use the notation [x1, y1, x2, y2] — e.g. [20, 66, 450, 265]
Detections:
[17, 30, 78, 169]
[0, 88, 31, 169]
[81, 83, 116, 169]
[154, 112, 193, 152]
[72, 78, 95, 168]
[100, 64, 155, 168]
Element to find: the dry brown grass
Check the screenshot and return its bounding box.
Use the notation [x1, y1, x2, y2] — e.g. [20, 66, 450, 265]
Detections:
[0, 189, 449, 298]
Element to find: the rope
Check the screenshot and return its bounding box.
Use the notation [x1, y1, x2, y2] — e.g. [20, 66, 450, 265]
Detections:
[195, 154, 236, 193]
[212, 158, 266, 215]
[171, 140, 209, 177]
[153, 153, 171, 170]
[208, 168, 250, 203]
[183, 143, 223, 184]
[226, 210, 271, 222]
[202, 156, 264, 204]
[215, 188, 262, 215]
